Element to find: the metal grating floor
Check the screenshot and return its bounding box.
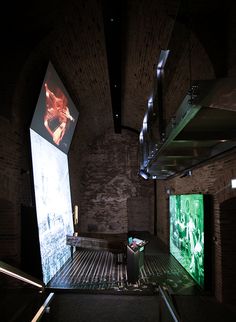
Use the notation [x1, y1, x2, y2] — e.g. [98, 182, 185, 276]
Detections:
[47, 248, 200, 295]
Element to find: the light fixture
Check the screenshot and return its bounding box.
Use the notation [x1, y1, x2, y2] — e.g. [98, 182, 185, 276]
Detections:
[148, 96, 153, 105]
[139, 130, 143, 143]
[165, 187, 175, 195]
[143, 112, 148, 125]
[139, 169, 149, 180]
[231, 179, 236, 188]
[157, 50, 170, 70]
[180, 170, 192, 178]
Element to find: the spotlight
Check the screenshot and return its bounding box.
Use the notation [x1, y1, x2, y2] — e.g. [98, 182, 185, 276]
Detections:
[157, 50, 170, 69]
[139, 169, 149, 180]
[180, 170, 192, 178]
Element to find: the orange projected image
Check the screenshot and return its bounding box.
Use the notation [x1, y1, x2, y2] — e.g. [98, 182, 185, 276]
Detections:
[44, 83, 75, 145]
[30, 61, 79, 154]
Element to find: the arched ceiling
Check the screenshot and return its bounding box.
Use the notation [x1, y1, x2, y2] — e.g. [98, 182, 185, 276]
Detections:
[1, 0, 226, 124]
[0, 0, 231, 144]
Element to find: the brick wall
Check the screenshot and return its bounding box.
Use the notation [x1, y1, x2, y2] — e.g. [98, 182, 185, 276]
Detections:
[0, 117, 22, 265]
[0, 0, 235, 304]
[72, 129, 154, 234]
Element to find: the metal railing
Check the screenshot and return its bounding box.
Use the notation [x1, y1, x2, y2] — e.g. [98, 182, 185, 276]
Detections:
[1, 260, 54, 321]
[0, 260, 44, 289]
[31, 292, 55, 322]
[159, 286, 181, 322]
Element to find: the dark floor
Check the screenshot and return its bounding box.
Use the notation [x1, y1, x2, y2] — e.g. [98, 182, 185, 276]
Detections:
[41, 291, 236, 322]
[48, 249, 198, 295]
[48, 231, 199, 296]
[44, 293, 160, 322]
[1, 232, 236, 322]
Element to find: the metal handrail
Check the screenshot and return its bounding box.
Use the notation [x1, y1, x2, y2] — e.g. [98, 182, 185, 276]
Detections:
[31, 292, 55, 322]
[159, 286, 181, 322]
[0, 260, 44, 289]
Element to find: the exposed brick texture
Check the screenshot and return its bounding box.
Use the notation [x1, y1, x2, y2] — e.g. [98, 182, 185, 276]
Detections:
[0, 118, 22, 265]
[0, 0, 235, 306]
[74, 129, 153, 234]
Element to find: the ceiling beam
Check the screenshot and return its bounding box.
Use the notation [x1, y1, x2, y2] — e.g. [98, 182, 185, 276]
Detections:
[102, 0, 123, 133]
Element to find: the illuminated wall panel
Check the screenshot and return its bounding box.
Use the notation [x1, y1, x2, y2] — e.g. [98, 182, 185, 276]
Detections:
[169, 194, 204, 288]
[30, 129, 74, 284]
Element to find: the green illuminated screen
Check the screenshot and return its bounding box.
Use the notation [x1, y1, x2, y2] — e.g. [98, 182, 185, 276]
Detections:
[169, 194, 204, 288]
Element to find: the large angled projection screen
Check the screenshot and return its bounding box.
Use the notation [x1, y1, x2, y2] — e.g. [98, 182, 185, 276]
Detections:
[30, 62, 78, 284]
[169, 194, 204, 288]
[30, 129, 74, 284]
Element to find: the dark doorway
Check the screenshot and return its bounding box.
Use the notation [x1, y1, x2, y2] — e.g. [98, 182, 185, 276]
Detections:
[220, 197, 236, 305]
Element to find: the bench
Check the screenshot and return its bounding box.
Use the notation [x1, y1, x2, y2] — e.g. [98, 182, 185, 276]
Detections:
[66, 233, 127, 264]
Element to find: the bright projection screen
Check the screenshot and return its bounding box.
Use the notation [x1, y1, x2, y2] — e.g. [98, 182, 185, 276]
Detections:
[169, 194, 204, 288]
[30, 129, 74, 284]
[30, 62, 79, 154]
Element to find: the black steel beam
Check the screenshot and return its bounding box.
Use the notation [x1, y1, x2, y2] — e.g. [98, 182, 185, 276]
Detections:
[102, 0, 123, 133]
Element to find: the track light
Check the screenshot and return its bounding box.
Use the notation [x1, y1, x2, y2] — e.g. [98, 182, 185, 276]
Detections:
[157, 50, 170, 70]
[180, 170, 192, 178]
[139, 169, 149, 180]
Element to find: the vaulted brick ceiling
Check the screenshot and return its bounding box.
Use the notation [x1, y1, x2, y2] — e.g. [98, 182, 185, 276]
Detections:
[1, 0, 228, 139]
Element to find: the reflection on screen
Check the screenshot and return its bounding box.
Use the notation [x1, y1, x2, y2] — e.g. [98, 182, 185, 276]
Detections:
[169, 194, 204, 288]
[30, 129, 74, 284]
